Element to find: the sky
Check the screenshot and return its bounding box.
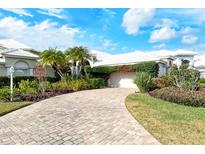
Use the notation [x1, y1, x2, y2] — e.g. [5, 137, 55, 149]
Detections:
[0, 8, 205, 54]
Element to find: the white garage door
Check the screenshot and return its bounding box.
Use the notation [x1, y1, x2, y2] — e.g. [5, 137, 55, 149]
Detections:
[108, 72, 138, 88]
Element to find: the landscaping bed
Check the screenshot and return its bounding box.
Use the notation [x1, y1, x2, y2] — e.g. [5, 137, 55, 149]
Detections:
[125, 93, 205, 144]
[149, 87, 205, 107]
[18, 89, 73, 102]
[0, 102, 32, 116]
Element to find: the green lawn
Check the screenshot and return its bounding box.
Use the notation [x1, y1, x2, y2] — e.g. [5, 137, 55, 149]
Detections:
[125, 93, 205, 145]
[0, 102, 32, 116]
[200, 83, 205, 88]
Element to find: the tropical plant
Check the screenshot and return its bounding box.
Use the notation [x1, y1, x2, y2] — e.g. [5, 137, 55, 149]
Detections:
[0, 86, 20, 102]
[134, 72, 152, 93]
[40, 48, 67, 80]
[18, 80, 38, 95]
[170, 63, 200, 91]
[65, 46, 93, 79]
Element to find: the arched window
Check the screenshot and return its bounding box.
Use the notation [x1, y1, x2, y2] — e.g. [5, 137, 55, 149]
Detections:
[182, 59, 190, 65]
[14, 61, 29, 76]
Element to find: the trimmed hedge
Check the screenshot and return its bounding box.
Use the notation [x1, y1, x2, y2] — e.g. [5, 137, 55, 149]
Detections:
[0, 76, 59, 88]
[130, 61, 159, 77]
[86, 61, 159, 77]
[149, 87, 205, 107]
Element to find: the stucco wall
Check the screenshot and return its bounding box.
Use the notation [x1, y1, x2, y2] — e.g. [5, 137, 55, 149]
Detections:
[5, 57, 37, 68]
[108, 72, 138, 89]
[158, 63, 167, 77]
[0, 64, 6, 76]
[0, 57, 55, 77]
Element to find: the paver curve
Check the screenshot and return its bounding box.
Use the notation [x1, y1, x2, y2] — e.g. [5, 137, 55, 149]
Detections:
[0, 88, 160, 145]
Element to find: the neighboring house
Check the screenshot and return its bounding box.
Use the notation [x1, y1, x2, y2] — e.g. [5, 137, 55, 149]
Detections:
[91, 49, 205, 88]
[0, 39, 54, 77]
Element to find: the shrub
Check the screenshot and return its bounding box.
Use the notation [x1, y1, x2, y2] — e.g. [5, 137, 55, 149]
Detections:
[67, 79, 89, 91]
[85, 65, 118, 74]
[87, 78, 107, 89]
[18, 80, 38, 95]
[42, 81, 53, 90]
[50, 78, 106, 91]
[85, 61, 159, 77]
[51, 81, 70, 90]
[134, 72, 152, 93]
[0, 76, 58, 88]
[0, 86, 20, 102]
[151, 76, 174, 90]
[131, 61, 159, 77]
[149, 87, 205, 107]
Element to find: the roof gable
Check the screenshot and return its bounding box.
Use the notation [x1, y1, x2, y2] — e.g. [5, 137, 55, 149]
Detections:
[2, 49, 38, 59]
[0, 39, 32, 50]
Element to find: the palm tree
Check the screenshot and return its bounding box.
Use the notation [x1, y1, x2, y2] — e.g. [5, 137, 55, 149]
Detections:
[40, 48, 66, 80]
[65, 46, 93, 78]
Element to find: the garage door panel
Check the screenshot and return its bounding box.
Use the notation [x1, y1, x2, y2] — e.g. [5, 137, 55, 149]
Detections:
[108, 72, 138, 88]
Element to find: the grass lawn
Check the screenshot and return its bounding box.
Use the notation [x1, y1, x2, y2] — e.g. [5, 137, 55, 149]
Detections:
[200, 83, 205, 88]
[0, 102, 32, 116]
[125, 93, 205, 145]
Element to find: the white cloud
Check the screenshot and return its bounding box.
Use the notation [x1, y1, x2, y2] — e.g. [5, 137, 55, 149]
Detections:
[122, 46, 129, 51]
[102, 39, 118, 49]
[87, 34, 118, 51]
[0, 17, 79, 50]
[154, 18, 178, 28]
[102, 9, 116, 31]
[122, 8, 155, 35]
[180, 26, 197, 34]
[181, 35, 198, 45]
[150, 27, 176, 43]
[152, 43, 166, 49]
[149, 18, 177, 43]
[37, 9, 66, 19]
[2, 8, 33, 17]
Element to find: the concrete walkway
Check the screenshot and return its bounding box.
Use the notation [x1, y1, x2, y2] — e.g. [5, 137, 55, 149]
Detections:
[0, 88, 159, 145]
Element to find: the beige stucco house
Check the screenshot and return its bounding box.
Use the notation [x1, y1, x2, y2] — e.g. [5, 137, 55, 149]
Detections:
[0, 39, 54, 77]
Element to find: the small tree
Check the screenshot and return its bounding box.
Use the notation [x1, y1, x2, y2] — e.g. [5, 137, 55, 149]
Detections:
[170, 63, 200, 91]
[65, 46, 93, 79]
[134, 72, 152, 93]
[40, 48, 67, 80]
[33, 64, 47, 93]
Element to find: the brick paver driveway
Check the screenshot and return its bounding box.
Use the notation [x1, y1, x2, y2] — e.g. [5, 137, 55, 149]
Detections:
[0, 88, 159, 145]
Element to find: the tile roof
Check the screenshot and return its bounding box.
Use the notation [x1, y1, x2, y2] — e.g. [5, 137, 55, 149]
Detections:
[92, 49, 198, 67]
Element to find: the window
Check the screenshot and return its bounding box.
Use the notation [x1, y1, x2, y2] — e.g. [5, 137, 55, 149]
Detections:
[14, 61, 29, 76]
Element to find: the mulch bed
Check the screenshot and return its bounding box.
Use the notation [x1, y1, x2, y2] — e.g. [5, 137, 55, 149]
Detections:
[16, 89, 73, 102]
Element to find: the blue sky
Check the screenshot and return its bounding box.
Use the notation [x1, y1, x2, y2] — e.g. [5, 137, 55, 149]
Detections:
[0, 8, 205, 54]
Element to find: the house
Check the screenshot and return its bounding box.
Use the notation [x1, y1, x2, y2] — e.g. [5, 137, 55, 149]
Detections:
[91, 49, 205, 88]
[0, 39, 54, 77]
[0, 39, 204, 88]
